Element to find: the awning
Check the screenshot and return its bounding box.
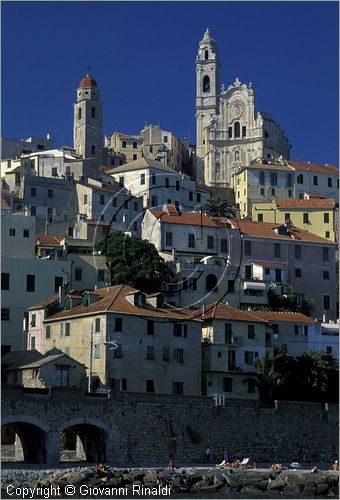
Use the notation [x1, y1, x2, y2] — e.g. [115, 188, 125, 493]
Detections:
[244, 282, 266, 291]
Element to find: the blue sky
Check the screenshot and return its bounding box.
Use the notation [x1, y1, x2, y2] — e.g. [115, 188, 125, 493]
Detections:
[2, 1, 339, 166]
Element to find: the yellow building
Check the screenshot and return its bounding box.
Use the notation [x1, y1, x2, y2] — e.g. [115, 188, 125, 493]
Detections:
[233, 157, 339, 218]
[108, 132, 143, 163]
[251, 199, 336, 241]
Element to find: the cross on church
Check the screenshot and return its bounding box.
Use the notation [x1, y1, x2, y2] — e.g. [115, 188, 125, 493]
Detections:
[87, 65, 91, 76]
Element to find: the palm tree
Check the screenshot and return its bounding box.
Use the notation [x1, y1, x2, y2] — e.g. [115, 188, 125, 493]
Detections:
[205, 198, 235, 218]
[296, 351, 338, 397]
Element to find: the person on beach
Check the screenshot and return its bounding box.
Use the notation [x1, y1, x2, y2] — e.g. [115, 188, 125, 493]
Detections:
[217, 449, 229, 468]
[204, 446, 211, 463]
[168, 456, 174, 472]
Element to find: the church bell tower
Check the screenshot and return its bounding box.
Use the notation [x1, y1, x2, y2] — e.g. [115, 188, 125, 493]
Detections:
[195, 29, 220, 181]
[73, 74, 103, 165]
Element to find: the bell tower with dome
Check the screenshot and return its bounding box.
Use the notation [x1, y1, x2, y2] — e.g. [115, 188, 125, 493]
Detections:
[73, 74, 103, 165]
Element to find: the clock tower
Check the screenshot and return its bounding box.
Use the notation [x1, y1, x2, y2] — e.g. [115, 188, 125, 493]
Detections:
[195, 29, 220, 182]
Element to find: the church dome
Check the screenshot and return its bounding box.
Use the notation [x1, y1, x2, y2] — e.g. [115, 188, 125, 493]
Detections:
[79, 74, 98, 89]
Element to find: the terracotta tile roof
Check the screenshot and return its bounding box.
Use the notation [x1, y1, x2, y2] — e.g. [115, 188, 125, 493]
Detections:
[250, 311, 317, 325]
[252, 262, 287, 268]
[79, 74, 98, 88]
[107, 157, 177, 174]
[233, 220, 335, 244]
[85, 220, 110, 226]
[194, 302, 268, 323]
[19, 353, 86, 370]
[1, 197, 10, 209]
[245, 162, 294, 172]
[28, 294, 59, 310]
[36, 235, 64, 247]
[150, 206, 218, 228]
[45, 285, 199, 322]
[288, 160, 338, 175]
[275, 199, 335, 209]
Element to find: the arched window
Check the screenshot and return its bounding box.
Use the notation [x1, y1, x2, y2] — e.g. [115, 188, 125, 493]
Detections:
[204, 50, 209, 60]
[215, 162, 220, 173]
[203, 75, 210, 93]
[78, 107, 82, 120]
[91, 145, 96, 155]
[206, 274, 218, 292]
[234, 151, 240, 162]
[234, 122, 240, 138]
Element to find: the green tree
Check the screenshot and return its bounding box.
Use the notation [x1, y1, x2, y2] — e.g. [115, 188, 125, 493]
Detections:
[96, 232, 174, 294]
[295, 351, 338, 400]
[205, 198, 235, 218]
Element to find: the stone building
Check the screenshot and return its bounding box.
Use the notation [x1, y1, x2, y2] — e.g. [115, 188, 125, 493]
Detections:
[195, 29, 290, 187]
[29, 285, 202, 396]
[107, 133, 143, 164]
[1, 135, 53, 160]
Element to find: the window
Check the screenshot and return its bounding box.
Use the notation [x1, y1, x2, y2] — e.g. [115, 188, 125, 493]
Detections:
[75, 268, 82, 281]
[9, 228, 15, 236]
[227, 280, 235, 293]
[247, 380, 256, 394]
[234, 122, 240, 138]
[324, 213, 329, 223]
[65, 322, 71, 337]
[1, 273, 9, 290]
[95, 318, 101, 332]
[188, 234, 195, 248]
[173, 382, 184, 395]
[165, 177, 170, 188]
[248, 325, 255, 339]
[26, 275, 35, 292]
[295, 245, 301, 259]
[147, 320, 154, 335]
[297, 174, 304, 184]
[244, 351, 258, 365]
[122, 141, 127, 148]
[150, 174, 156, 186]
[257, 214, 263, 222]
[322, 247, 329, 262]
[54, 276, 63, 292]
[94, 344, 100, 359]
[47, 189, 53, 199]
[242, 126, 246, 138]
[244, 265, 252, 280]
[78, 108, 82, 120]
[140, 173, 145, 185]
[206, 274, 217, 292]
[234, 151, 240, 162]
[131, 141, 138, 149]
[31, 337, 36, 350]
[146, 380, 155, 393]
[1, 309, 10, 320]
[91, 145, 96, 156]
[151, 195, 158, 207]
[244, 240, 252, 255]
[146, 346, 154, 360]
[133, 221, 138, 232]
[323, 270, 330, 280]
[325, 231, 330, 239]
[303, 213, 309, 224]
[30, 314, 36, 327]
[165, 232, 173, 246]
[271, 188, 276, 196]
[23, 229, 29, 238]
[174, 324, 183, 337]
[219, 239, 228, 253]
[207, 235, 214, 249]
[46, 325, 51, 339]
[68, 227, 74, 237]
[274, 243, 281, 258]
[90, 106, 96, 119]
[313, 176, 318, 186]
[294, 325, 300, 336]
[196, 193, 201, 203]
[176, 180, 180, 191]
[215, 162, 220, 174]
[31, 187, 36, 197]
[326, 346, 332, 354]
[288, 189, 293, 197]
[189, 191, 193, 201]
[284, 213, 291, 222]
[323, 295, 330, 310]
[174, 348, 184, 363]
[270, 172, 278, 186]
[30, 159, 35, 169]
[115, 317, 123, 331]
[295, 268, 302, 278]
[259, 171, 265, 185]
[328, 178, 332, 187]
[97, 270, 105, 282]
[163, 347, 170, 362]
[83, 194, 88, 205]
[132, 154, 137, 160]
[264, 268, 270, 275]
[260, 188, 265, 196]
[203, 75, 210, 92]
[287, 174, 293, 187]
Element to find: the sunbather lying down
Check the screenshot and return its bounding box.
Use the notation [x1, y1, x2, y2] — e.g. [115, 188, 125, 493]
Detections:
[216, 458, 256, 469]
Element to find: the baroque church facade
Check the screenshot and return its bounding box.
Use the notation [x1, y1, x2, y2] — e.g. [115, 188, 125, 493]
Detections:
[195, 29, 291, 187]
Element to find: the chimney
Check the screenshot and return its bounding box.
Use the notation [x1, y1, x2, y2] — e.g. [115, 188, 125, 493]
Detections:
[202, 304, 206, 319]
[58, 283, 69, 309]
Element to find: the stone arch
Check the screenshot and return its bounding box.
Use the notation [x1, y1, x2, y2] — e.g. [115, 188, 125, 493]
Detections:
[59, 418, 113, 463]
[2, 416, 49, 463]
[203, 75, 210, 93]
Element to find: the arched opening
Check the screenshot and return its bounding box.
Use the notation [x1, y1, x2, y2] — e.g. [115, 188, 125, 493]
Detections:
[203, 75, 210, 93]
[215, 162, 220, 174]
[78, 107, 82, 120]
[204, 50, 209, 60]
[234, 122, 240, 138]
[60, 423, 107, 463]
[1, 422, 47, 463]
[206, 274, 218, 292]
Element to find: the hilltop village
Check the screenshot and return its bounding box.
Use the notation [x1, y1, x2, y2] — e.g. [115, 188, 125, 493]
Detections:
[1, 30, 338, 405]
